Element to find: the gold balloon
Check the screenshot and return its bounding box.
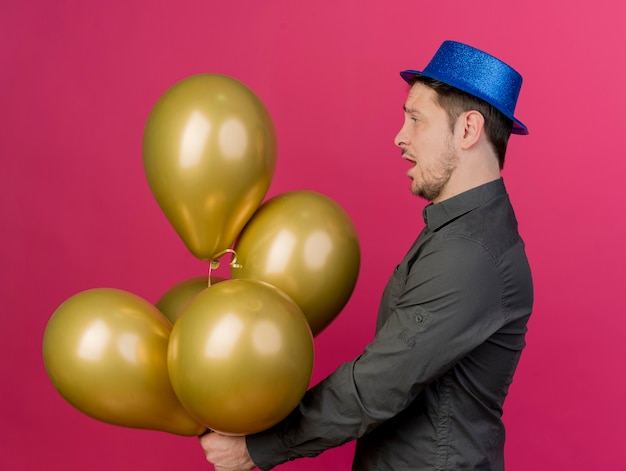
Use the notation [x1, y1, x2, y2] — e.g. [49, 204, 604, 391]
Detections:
[167, 279, 314, 435]
[156, 275, 225, 324]
[42, 288, 205, 436]
[143, 74, 277, 261]
[231, 191, 360, 336]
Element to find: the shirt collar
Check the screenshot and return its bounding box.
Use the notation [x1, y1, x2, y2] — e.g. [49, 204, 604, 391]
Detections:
[422, 178, 506, 231]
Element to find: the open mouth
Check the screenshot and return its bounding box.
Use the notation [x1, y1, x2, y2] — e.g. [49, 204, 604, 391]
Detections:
[401, 149, 416, 165]
[403, 156, 417, 167]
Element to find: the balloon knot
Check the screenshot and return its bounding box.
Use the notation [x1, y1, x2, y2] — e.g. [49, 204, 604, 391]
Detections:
[208, 250, 241, 282]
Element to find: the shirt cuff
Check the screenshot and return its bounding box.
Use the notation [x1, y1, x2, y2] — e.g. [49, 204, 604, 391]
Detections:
[246, 427, 290, 471]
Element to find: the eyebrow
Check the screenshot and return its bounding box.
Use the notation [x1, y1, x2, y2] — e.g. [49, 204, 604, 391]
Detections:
[403, 105, 422, 115]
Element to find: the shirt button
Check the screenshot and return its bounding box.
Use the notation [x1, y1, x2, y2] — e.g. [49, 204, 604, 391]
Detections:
[415, 314, 424, 323]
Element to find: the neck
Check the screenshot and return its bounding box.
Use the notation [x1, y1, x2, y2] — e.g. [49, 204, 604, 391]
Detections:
[434, 149, 501, 203]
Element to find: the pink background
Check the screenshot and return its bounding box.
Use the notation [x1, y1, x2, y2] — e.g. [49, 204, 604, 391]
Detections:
[2, 1, 625, 469]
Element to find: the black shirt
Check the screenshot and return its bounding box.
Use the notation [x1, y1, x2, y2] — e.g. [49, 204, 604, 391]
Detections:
[247, 178, 534, 470]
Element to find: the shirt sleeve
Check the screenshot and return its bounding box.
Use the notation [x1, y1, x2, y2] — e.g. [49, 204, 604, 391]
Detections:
[246, 235, 506, 470]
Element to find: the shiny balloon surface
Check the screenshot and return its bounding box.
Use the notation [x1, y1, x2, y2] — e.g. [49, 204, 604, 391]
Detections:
[156, 275, 225, 324]
[42, 288, 205, 436]
[168, 279, 314, 435]
[143, 74, 277, 261]
[232, 190, 360, 335]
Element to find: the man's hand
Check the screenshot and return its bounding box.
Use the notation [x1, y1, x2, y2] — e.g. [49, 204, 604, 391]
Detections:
[198, 432, 256, 471]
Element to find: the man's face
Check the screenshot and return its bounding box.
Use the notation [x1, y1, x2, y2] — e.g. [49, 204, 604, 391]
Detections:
[394, 82, 458, 202]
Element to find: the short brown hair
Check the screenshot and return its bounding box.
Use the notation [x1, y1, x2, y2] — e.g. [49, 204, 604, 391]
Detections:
[410, 76, 513, 169]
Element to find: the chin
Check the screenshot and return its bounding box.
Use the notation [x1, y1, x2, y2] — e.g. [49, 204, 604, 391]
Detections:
[410, 184, 424, 199]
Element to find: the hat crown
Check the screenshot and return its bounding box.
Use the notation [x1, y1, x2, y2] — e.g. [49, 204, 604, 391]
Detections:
[400, 41, 527, 135]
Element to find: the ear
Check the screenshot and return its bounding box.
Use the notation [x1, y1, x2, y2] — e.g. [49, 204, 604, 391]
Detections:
[457, 110, 485, 150]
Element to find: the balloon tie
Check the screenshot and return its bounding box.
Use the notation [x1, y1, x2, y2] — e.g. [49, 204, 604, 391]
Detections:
[208, 249, 241, 286]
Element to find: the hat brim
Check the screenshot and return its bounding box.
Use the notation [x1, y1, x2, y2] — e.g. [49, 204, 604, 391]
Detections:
[400, 70, 528, 135]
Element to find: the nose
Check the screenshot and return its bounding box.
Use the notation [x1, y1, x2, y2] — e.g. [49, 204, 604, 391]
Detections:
[394, 124, 407, 148]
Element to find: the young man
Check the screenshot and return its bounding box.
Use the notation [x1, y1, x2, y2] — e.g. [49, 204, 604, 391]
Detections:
[199, 40, 533, 471]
